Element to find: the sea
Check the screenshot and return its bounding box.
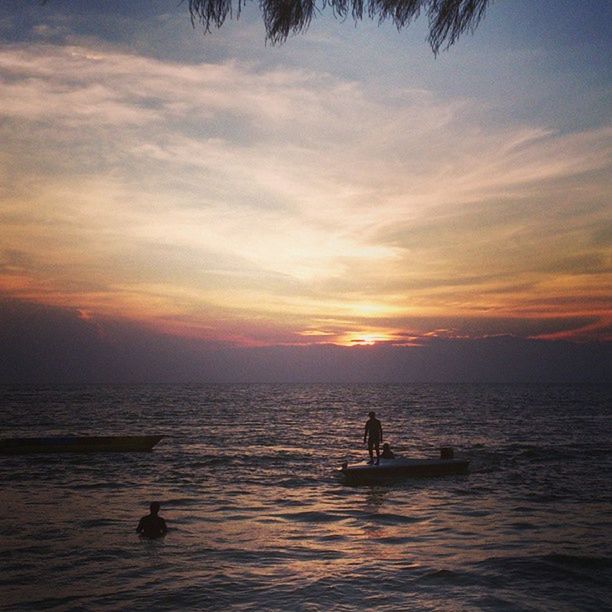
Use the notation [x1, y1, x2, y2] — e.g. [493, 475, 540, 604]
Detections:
[1, 383, 611, 611]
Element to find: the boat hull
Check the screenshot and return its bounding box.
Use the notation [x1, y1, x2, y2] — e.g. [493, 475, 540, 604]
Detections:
[0, 435, 164, 455]
[340, 456, 469, 484]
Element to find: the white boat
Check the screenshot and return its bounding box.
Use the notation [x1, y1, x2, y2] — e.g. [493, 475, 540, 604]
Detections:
[339, 449, 469, 484]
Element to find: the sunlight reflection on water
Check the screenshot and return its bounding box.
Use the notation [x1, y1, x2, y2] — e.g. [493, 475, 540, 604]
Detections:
[1, 383, 611, 610]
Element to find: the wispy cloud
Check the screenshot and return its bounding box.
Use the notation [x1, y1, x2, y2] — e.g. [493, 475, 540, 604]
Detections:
[0, 40, 610, 344]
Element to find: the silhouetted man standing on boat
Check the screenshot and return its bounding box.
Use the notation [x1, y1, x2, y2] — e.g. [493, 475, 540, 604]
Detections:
[364, 411, 383, 465]
[137, 502, 168, 538]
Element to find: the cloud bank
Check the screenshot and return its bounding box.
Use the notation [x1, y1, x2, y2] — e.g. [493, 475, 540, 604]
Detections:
[0, 16, 610, 350]
[2, 298, 609, 383]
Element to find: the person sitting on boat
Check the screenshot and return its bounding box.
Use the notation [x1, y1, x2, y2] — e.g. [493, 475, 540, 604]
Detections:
[381, 442, 395, 459]
[137, 501, 168, 538]
[364, 411, 383, 465]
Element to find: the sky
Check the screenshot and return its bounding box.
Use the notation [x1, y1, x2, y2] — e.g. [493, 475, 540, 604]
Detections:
[0, 0, 610, 382]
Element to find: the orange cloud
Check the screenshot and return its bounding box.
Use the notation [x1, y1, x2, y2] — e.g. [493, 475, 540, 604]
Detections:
[0, 42, 610, 347]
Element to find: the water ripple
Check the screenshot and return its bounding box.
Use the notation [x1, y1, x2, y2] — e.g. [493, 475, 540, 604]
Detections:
[1, 383, 610, 610]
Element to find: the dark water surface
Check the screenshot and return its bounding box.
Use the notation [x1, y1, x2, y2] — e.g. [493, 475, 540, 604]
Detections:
[1, 384, 611, 610]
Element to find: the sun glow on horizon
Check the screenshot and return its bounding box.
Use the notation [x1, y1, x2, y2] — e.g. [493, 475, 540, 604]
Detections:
[340, 332, 397, 346]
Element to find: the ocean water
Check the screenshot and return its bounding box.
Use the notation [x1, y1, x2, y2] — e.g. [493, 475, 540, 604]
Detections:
[1, 383, 611, 611]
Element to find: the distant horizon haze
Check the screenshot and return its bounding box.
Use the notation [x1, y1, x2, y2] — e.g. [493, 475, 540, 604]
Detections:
[1, 297, 609, 384]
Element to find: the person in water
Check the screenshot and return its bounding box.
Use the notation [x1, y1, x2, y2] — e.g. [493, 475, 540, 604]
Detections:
[363, 411, 383, 465]
[136, 501, 168, 538]
[381, 442, 395, 459]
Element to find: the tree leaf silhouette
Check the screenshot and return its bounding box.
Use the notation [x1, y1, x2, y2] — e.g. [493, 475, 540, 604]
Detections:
[188, 0, 491, 53]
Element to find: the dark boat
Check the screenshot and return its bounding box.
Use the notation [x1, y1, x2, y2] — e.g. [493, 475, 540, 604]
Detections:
[0, 435, 164, 455]
[339, 448, 469, 484]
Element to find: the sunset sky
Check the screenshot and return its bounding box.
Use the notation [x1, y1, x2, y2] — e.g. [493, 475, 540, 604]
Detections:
[0, 1, 610, 381]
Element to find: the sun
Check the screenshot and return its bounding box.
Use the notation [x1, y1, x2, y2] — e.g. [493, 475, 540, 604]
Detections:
[340, 332, 393, 346]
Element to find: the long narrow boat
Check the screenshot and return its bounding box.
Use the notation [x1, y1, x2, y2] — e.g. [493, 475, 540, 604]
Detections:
[339, 452, 469, 484]
[0, 435, 164, 455]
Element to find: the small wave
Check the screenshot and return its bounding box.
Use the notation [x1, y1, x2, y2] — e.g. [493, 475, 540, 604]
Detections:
[514, 446, 569, 462]
[315, 533, 347, 542]
[465, 441, 611, 474]
[79, 519, 116, 528]
[451, 485, 492, 495]
[477, 553, 612, 587]
[158, 497, 203, 508]
[461, 509, 491, 518]
[524, 492, 564, 503]
[73, 482, 129, 490]
[276, 510, 345, 523]
[377, 536, 416, 545]
[364, 512, 424, 526]
[509, 521, 536, 531]
[275, 476, 320, 487]
[416, 568, 473, 586]
[544, 553, 612, 570]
